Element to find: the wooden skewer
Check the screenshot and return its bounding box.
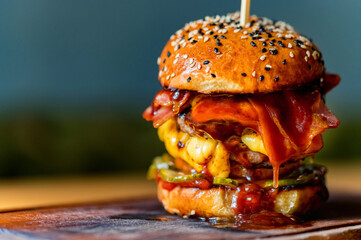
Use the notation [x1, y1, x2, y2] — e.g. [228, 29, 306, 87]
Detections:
[240, 0, 251, 26]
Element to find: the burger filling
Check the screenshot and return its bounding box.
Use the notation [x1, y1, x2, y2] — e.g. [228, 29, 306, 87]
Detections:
[144, 74, 339, 189]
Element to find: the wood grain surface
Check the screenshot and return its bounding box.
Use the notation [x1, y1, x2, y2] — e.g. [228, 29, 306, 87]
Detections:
[0, 196, 360, 240]
[0, 163, 359, 239]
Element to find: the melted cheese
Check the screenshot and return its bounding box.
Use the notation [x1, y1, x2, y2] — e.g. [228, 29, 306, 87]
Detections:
[158, 119, 230, 178]
[241, 129, 268, 156]
[158, 120, 268, 178]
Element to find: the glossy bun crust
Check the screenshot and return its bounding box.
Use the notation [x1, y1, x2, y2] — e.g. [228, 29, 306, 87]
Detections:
[157, 181, 328, 218]
[157, 13, 325, 94]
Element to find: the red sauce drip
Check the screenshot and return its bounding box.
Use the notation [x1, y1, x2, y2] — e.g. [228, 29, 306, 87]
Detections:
[230, 183, 302, 228]
[235, 184, 278, 214]
[158, 178, 212, 191]
[144, 74, 340, 187]
[273, 165, 280, 188]
[234, 210, 301, 229]
[190, 89, 339, 187]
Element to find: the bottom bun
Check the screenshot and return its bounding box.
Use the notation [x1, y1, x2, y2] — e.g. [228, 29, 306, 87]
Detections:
[157, 181, 328, 218]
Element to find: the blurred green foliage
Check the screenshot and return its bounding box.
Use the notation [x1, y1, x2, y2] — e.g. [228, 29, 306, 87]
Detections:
[0, 112, 358, 177]
[0, 112, 165, 177]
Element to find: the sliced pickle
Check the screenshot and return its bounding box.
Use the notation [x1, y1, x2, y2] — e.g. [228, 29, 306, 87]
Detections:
[213, 177, 244, 188]
[146, 154, 175, 180]
[159, 169, 204, 183]
[261, 173, 316, 188]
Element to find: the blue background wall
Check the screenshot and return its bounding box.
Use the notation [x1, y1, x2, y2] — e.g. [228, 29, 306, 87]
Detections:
[0, 0, 359, 115]
[0, 0, 359, 176]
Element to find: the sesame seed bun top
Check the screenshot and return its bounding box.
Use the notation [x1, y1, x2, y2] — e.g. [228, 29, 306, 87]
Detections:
[157, 12, 325, 94]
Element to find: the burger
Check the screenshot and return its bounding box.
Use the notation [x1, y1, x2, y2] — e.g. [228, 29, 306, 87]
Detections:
[143, 12, 340, 226]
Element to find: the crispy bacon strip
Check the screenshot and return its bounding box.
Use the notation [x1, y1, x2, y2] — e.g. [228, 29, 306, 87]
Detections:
[191, 90, 339, 186]
[143, 74, 340, 186]
[143, 89, 191, 128]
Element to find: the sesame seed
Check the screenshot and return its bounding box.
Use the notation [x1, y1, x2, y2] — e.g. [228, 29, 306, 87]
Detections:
[170, 73, 175, 78]
[290, 52, 294, 58]
[203, 60, 210, 65]
[262, 48, 267, 53]
[306, 50, 311, 57]
[211, 73, 216, 78]
[262, 42, 267, 46]
[243, 31, 248, 35]
[176, 53, 180, 58]
[205, 66, 210, 73]
[251, 41, 256, 47]
[265, 67, 271, 71]
[163, 58, 166, 63]
[260, 55, 266, 61]
[166, 75, 170, 80]
[270, 49, 278, 55]
[241, 73, 247, 77]
[305, 56, 308, 62]
[294, 39, 303, 47]
[157, 57, 161, 65]
[189, 58, 194, 65]
[216, 42, 222, 46]
[275, 76, 279, 82]
[259, 75, 264, 81]
[197, 64, 202, 70]
[308, 65, 311, 70]
[241, 36, 247, 39]
[282, 59, 286, 64]
[258, 38, 265, 41]
[221, 35, 227, 39]
[288, 43, 292, 48]
[213, 34, 218, 39]
[269, 42, 274, 46]
[204, 36, 210, 42]
[190, 61, 196, 68]
[234, 28, 240, 33]
[173, 58, 178, 64]
[183, 54, 188, 59]
[167, 51, 171, 57]
[312, 51, 319, 60]
[320, 77, 324, 83]
[252, 71, 256, 77]
[187, 77, 191, 82]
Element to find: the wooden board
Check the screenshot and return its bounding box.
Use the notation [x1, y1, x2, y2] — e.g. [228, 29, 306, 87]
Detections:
[0, 164, 359, 239]
[0, 193, 360, 240]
